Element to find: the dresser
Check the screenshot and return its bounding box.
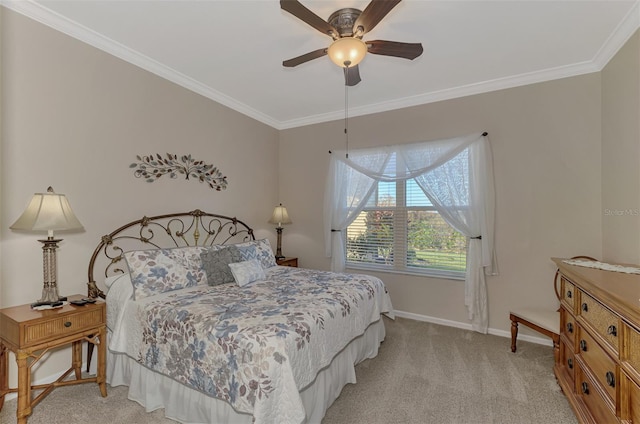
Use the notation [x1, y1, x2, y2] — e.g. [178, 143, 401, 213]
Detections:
[553, 258, 640, 423]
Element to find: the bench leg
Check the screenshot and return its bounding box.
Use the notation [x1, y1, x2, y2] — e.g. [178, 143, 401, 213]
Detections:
[552, 334, 560, 365]
[510, 319, 519, 352]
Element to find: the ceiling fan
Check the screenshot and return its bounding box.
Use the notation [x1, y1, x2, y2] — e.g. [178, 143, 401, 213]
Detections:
[281, 0, 423, 86]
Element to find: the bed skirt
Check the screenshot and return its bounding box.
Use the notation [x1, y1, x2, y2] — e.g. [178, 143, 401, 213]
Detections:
[106, 318, 386, 424]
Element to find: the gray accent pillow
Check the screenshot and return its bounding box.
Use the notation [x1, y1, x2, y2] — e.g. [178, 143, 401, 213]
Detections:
[200, 245, 242, 286]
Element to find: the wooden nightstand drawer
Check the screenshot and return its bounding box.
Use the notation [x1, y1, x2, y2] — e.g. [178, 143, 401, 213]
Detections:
[23, 308, 104, 346]
[276, 257, 298, 267]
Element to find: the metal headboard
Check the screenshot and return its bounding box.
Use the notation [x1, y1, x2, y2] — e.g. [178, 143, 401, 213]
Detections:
[86, 209, 255, 298]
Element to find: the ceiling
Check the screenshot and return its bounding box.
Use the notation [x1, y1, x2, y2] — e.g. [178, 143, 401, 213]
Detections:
[4, 1, 640, 129]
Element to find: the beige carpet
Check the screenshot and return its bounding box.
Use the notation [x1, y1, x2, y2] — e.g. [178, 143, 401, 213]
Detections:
[0, 317, 577, 424]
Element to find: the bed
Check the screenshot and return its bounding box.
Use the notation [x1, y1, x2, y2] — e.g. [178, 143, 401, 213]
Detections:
[86, 209, 394, 424]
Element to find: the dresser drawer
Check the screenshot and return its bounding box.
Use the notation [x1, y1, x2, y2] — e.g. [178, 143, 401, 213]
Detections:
[576, 363, 617, 423]
[579, 291, 620, 353]
[620, 372, 640, 423]
[577, 326, 618, 403]
[561, 307, 577, 348]
[625, 324, 640, 375]
[23, 308, 104, 347]
[562, 277, 576, 309]
[560, 341, 576, 383]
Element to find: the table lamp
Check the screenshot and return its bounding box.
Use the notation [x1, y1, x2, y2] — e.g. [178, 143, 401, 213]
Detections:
[10, 186, 84, 305]
[268, 203, 292, 260]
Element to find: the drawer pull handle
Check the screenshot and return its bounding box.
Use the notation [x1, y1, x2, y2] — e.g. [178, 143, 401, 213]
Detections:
[64, 321, 72, 328]
[580, 339, 587, 352]
[607, 325, 617, 337]
[581, 382, 589, 394]
[567, 358, 573, 369]
[581, 303, 588, 312]
[566, 323, 573, 333]
[606, 371, 615, 388]
[566, 290, 572, 299]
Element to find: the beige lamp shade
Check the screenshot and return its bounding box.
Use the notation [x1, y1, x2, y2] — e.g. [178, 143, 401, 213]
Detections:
[268, 204, 292, 227]
[10, 187, 83, 237]
[328, 37, 367, 68]
[11, 187, 83, 304]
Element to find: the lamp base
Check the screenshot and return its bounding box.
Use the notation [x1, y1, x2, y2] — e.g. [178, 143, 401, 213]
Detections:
[275, 226, 285, 260]
[33, 237, 67, 307]
[39, 284, 60, 303]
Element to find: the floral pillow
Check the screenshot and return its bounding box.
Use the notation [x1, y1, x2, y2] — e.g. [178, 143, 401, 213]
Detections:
[234, 239, 277, 269]
[124, 246, 207, 300]
[228, 259, 266, 287]
[200, 245, 242, 286]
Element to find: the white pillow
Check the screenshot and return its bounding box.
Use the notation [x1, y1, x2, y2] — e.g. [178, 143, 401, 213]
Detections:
[228, 259, 266, 287]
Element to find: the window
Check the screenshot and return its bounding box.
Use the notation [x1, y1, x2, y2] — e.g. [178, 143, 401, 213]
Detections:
[345, 152, 467, 278]
[326, 132, 496, 332]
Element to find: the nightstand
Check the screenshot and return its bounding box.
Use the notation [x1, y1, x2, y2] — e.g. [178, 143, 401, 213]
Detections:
[0, 295, 107, 423]
[276, 257, 298, 267]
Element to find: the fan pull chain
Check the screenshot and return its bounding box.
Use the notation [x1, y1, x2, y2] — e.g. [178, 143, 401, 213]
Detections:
[344, 66, 349, 159]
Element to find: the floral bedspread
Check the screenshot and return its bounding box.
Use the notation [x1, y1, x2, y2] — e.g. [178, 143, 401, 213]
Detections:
[116, 266, 393, 424]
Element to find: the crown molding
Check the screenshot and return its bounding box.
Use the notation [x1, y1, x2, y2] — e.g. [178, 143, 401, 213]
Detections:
[1, 0, 281, 129]
[592, 1, 640, 70]
[279, 60, 601, 129]
[4, 0, 640, 131]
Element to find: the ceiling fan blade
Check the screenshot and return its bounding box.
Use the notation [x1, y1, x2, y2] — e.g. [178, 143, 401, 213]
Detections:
[280, 0, 338, 38]
[344, 65, 362, 86]
[283, 48, 328, 67]
[367, 40, 423, 60]
[353, 0, 402, 35]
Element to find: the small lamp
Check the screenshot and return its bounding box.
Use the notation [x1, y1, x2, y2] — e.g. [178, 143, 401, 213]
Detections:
[268, 203, 292, 260]
[10, 186, 84, 305]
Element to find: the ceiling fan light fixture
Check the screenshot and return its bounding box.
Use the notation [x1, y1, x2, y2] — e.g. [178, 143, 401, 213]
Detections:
[328, 37, 367, 68]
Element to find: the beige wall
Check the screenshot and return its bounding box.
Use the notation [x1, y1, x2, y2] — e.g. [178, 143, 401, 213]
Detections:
[280, 74, 603, 333]
[601, 30, 640, 264]
[3, 4, 640, 388]
[0, 9, 279, 382]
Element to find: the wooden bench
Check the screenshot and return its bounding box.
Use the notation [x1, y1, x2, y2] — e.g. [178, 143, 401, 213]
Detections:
[509, 308, 560, 360]
[509, 256, 596, 364]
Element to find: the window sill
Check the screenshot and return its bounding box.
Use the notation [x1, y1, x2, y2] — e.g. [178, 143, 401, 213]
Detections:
[345, 263, 465, 281]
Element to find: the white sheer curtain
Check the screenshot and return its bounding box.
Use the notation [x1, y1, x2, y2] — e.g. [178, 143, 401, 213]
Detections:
[323, 147, 391, 271]
[324, 132, 498, 333]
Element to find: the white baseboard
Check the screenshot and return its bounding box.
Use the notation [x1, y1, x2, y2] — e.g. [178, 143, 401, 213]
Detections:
[393, 309, 554, 347]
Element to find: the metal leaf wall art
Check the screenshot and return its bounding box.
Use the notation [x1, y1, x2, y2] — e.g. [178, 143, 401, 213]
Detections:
[130, 153, 228, 191]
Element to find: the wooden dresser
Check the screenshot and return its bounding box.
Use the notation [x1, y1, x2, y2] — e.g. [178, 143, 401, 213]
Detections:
[553, 258, 640, 423]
